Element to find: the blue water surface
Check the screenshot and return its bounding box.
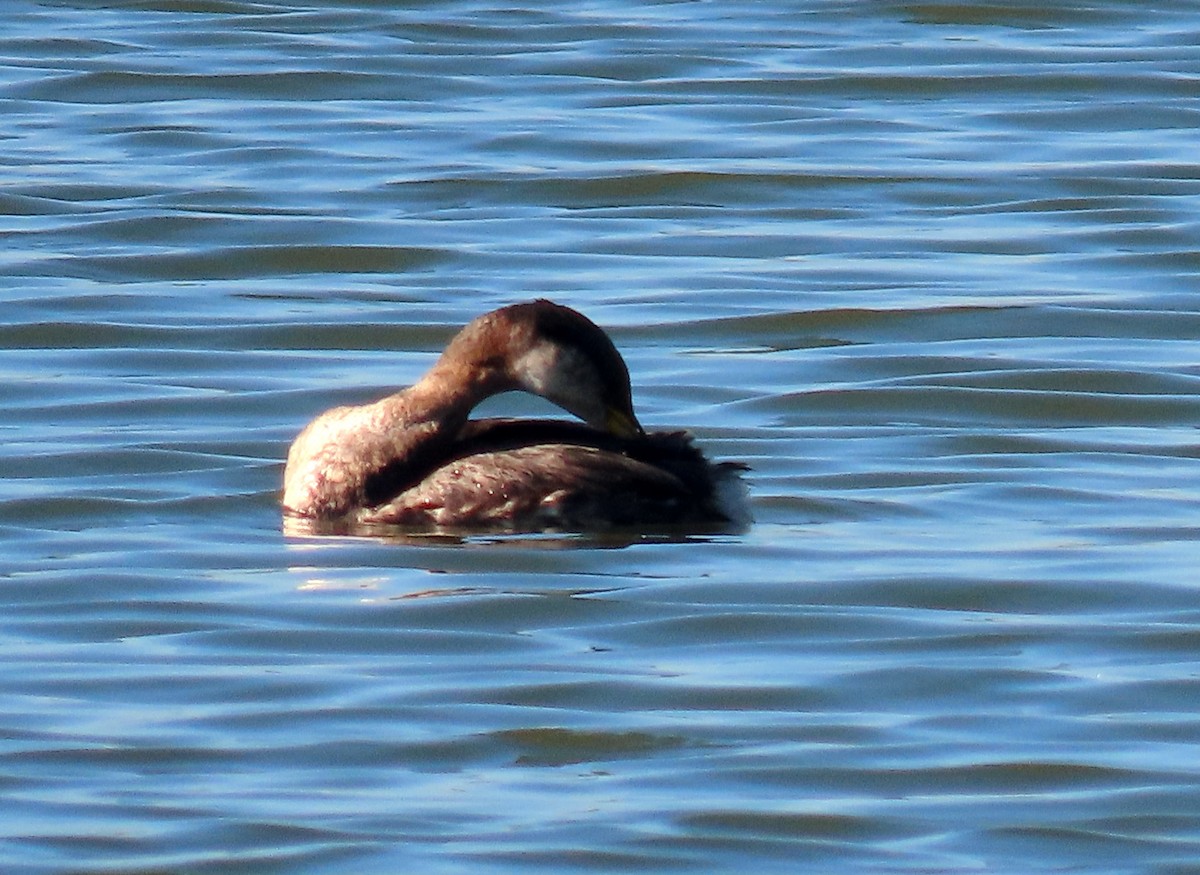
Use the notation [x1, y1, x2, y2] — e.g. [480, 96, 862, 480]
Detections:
[3, 2, 1200, 873]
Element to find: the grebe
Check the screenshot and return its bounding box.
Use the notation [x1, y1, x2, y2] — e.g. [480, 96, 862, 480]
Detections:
[282, 300, 747, 533]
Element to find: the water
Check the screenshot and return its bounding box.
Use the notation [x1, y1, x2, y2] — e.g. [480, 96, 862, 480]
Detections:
[4, 2, 1200, 872]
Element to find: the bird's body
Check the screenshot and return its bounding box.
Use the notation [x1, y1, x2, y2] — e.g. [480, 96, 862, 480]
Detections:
[282, 300, 747, 533]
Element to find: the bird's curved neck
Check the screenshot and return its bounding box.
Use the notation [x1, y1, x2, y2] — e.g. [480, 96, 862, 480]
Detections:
[385, 352, 507, 431]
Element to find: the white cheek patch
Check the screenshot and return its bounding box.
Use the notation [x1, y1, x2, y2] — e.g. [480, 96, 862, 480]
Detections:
[512, 342, 604, 426]
[513, 342, 561, 396]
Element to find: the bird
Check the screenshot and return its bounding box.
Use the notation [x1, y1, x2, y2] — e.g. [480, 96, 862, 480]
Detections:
[282, 300, 748, 534]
